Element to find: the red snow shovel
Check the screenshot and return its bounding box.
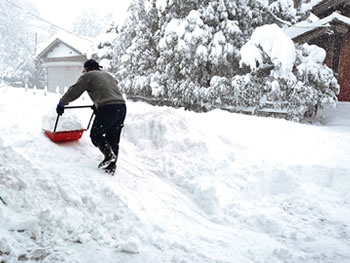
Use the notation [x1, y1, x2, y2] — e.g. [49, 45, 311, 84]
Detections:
[44, 105, 94, 143]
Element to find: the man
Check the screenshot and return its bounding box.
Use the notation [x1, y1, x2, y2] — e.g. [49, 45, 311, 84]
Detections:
[56, 59, 126, 175]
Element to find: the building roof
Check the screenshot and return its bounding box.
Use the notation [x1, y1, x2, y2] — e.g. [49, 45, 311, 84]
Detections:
[284, 12, 350, 40]
[36, 31, 93, 59]
[311, 0, 350, 16]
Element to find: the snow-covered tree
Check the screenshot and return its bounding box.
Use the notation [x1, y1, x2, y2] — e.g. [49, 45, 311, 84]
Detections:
[118, 0, 160, 96]
[90, 22, 119, 70]
[267, 0, 308, 26]
[238, 24, 339, 120]
[95, 0, 162, 97]
[109, 0, 268, 97]
[0, 0, 43, 88]
[93, 0, 336, 121]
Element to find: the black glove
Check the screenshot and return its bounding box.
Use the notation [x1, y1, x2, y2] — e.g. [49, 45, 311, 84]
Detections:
[56, 102, 65, 115]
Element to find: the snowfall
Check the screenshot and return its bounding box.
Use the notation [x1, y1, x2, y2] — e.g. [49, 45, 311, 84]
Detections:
[0, 84, 349, 263]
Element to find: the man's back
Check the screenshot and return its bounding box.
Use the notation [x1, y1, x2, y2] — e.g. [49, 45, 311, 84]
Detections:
[61, 70, 125, 108]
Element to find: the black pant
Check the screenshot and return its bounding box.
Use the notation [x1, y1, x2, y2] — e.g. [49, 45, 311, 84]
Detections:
[90, 104, 126, 158]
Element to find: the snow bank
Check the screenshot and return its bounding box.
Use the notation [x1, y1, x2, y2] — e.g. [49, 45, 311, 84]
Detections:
[1, 87, 350, 262]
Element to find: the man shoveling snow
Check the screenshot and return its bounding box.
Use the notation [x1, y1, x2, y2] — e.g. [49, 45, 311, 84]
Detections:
[56, 59, 126, 175]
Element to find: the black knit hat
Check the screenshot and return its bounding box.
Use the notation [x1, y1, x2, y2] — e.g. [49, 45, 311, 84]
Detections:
[83, 59, 102, 71]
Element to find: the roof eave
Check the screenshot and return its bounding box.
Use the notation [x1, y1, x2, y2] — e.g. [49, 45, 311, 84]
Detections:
[293, 27, 332, 43]
[292, 20, 350, 43]
[37, 38, 86, 59]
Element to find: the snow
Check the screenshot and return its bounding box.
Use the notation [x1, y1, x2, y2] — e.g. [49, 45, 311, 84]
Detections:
[187, 10, 202, 25]
[90, 32, 119, 65]
[285, 12, 350, 40]
[144, 0, 166, 12]
[42, 110, 85, 132]
[240, 24, 296, 74]
[1, 86, 350, 262]
[301, 43, 326, 63]
[269, 0, 297, 17]
[164, 19, 187, 38]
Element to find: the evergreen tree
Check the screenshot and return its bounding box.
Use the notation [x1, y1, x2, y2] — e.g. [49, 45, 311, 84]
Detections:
[151, 0, 273, 102]
[91, 21, 119, 70]
[108, 0, 162, 97]
[268, 0, 308, 26]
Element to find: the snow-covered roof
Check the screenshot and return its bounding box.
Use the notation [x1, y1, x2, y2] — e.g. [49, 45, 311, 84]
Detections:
[285, 12, 350, 40]
[36, 31, 93, 58]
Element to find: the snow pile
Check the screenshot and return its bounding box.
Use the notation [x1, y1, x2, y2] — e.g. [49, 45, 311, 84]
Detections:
[42, 111, 85, 132]
[0, 134, 142, 261]
[1, 87, 350, 262]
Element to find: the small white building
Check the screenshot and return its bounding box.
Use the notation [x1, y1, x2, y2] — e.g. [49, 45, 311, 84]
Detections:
[36, 32, 93, 93]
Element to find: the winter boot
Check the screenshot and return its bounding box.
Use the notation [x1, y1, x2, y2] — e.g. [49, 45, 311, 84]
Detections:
[103, 161, 117, 175]
[97, 143, 116, 169]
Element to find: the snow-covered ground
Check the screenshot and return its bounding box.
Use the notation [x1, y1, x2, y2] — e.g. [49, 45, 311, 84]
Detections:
[0, 86, 349, 263]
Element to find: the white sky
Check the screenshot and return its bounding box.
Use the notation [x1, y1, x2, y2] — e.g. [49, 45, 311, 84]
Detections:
[30, 0, 132, 30]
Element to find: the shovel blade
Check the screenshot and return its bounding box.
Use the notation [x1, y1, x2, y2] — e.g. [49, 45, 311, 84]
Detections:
[44, 129, 85, 142]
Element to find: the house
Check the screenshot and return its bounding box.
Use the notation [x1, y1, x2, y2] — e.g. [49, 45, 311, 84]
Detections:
[36, 31, 93, 94]
[285, 0, 350, 101]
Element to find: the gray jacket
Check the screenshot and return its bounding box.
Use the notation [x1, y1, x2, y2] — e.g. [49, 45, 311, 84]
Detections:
[60, 70, 125, 109]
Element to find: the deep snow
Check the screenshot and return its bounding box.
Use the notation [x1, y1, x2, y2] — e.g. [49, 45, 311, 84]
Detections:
[0, 86, 350, 263]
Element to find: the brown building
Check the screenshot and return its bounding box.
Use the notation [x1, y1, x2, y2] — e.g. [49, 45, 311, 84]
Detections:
[285, 0, 350, 101]
[36, 32, 92, 94]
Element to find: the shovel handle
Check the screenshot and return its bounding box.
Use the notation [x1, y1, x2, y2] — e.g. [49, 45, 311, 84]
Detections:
[53, 107, 95, 133]
[53, 114, 60, 133]
[64, 105, 93, 109]
[63, 105, 95, 130]
[86, 112, 95, 130]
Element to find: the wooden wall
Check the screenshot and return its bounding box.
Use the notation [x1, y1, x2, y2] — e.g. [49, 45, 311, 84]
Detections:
[338, 34, 350, 101]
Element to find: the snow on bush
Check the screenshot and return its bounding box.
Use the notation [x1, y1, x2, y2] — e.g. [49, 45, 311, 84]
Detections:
[268, 0, 298, 23]
[163, 24, 338, 121]
[94, 1, 338, 121]
[237, 24, 339, 121]
[240, 24, 296, 77]
[295, 43, 339, 109]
